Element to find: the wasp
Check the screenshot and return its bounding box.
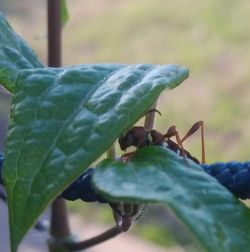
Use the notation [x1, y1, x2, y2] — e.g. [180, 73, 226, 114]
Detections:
[118, 119, 205, 165]
[111, 112, 206, 231]
[118, 114, 250, 200]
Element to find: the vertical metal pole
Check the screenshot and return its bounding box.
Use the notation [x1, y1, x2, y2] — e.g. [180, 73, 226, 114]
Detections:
[47, 1, 71, 251]
[48, 0, 62, 67]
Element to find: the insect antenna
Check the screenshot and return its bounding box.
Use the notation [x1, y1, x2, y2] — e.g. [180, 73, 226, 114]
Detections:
[180, 121, 206, 164]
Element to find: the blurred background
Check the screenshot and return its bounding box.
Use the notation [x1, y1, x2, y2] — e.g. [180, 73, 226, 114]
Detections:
[1, 0, 250, 251]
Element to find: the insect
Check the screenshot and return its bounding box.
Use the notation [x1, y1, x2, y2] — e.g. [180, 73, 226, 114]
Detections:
[114, 114, 207, 230]
[119, 117, 250, 200]
[118, 120, 205, 164]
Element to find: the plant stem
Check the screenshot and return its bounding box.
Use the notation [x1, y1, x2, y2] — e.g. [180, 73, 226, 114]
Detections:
[107, 145, 116, 159]
[47, 1, 71, 251]
[63, 226, 122, 251]
[144, 101, 158, 130]
[50, 198, 71, 237]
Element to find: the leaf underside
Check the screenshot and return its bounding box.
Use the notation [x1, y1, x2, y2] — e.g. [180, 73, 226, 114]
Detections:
[3, 63, 188, 251]
[93, 147, 250, 252]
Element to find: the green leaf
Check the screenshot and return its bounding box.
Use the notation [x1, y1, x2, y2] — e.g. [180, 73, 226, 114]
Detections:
[0, 12, 43, 93]
[93, 146, 250, 252]
[3, 63, 188, 252]
[61, 0, 69, 27]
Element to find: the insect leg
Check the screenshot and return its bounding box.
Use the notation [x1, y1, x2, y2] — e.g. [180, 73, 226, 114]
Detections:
[163, 126, 187, 159]
[180, 121, 206, 164]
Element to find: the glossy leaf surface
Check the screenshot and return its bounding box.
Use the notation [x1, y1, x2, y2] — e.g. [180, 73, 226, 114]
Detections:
[93, 147, 250, 252]
[0, 12, 42, 93]
[3, 64, 188, 251]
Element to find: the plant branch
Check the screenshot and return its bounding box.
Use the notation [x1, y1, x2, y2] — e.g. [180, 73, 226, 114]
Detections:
[107, 145, 116, 159]
[144, 101, 158, 130]
[63, 225, 122, 251]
